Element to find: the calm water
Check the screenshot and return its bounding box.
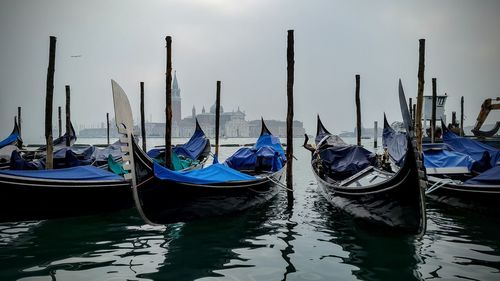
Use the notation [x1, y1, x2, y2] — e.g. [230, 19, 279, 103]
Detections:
[1, 138, 499, 281]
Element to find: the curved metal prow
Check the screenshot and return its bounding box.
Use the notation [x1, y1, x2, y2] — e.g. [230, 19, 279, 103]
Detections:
[398, 79, 427, 236]
[383, 113, 391, 130]
[398, 80, 414, 137]
[194, 118, 203, 134]
[12, 117, 20, 136]
[111, 79, 157, 226]
[260, 117, 272, 136]
[316, 115, 332, 137]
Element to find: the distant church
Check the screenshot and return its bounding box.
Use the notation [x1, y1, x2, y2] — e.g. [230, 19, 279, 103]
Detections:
[147, 72, 305, 138]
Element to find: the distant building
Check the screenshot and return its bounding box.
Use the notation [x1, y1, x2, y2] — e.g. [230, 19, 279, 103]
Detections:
[78, 72, 305, 138]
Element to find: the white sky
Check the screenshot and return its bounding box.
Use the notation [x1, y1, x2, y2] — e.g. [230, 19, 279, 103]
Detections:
[1, 0, 499, 143]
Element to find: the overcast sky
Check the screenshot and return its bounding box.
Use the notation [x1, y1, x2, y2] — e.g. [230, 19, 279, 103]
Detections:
[1, 0, 499, 143]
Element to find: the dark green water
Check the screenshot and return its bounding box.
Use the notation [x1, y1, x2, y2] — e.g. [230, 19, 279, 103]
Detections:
[1, 139, 499, 281]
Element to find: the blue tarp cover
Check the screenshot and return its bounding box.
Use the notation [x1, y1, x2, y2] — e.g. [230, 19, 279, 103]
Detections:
[464, 166, 500, 186]
[225, 146, 284, 172]
[0, 165, 123, 181]
[254, 132, 286, 159]
[443, 130, 500, 167]
[382, 125, 407, 166]
[320, 145, 376, 180]
[423, 148, 475, 170]
[173, 127, 209, 160]
[225, 132, 285, 172]
[0, 133, 20, 149]
[147, 148, 163, 159]
[153, 162, 256, 184]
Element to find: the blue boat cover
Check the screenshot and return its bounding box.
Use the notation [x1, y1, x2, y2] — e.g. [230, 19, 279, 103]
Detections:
[382, 125, 407, 166]
[464, 166, 500, 186]
[147, 147, 163, 159]
[92, 141, 123, 162]
[10, 150, 44, 170]
[225, 146, 284, 172]
[153, 162, 256, 184]
[319, 145, 376, 180]
[423, 147, 474, 170]
[173, 127, 209, 160]
[443, 130, 500, 167]
[0, 133, 20, 149]
[225, 132, 285, 172]
[0, 165, 123, 181]
[254, 132, 285, 158]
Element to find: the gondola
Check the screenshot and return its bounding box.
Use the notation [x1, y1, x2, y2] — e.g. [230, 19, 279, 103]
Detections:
[36, 121, 77, 151]
[305, 81, 426, 234]
[0, 82, 208, 223]
[423, 121, 500, 212]
[0, 118, 22, 150]
[110, 80, 286, 225]
[0, 119, 22, 168]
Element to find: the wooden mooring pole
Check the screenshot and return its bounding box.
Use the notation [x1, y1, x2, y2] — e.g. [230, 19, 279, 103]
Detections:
[355, 74, 361, 146]
[286, 30, 294, 205]
[17, 106, 22, 137]
[415, 39, 426, 152]
[106, 112, 110, 145]
[460, 96, 464, 136]
[374, 121, 378, 148]
[140, 82, 147, 151]
[58, 106, 62, 137]
[45, 36, 56, 169]
[409, 98, 413, 125]
[215, 81, 221, 157]
[413, 104, 417, 128]
[165, 36, 173, 169]
[431, 78, 437, 143]
[65, 85, 71, 146]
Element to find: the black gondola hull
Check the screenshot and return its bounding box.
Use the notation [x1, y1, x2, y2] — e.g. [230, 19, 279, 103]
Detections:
[314, 170, 425, 233]
[0, 176, 133, 222]
[426, 178, 500, 212]
[136, 169, 285, 224]
[312, 115, 426, 234]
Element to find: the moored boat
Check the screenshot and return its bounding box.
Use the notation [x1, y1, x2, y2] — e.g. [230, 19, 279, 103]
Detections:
[306, 81, 427, 234]
[110, 80, 286, 225]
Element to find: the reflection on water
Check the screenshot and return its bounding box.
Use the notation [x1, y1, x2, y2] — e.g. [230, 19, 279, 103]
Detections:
[1, 139, 499, 280]
[419, 202, 500, 281]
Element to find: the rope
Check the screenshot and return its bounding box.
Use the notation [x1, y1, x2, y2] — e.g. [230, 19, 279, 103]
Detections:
[266, 175, 293, 192]
[425, 178, 455, 194]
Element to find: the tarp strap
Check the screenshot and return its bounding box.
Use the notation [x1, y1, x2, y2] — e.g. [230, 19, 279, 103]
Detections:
[426, 178, 456, 195]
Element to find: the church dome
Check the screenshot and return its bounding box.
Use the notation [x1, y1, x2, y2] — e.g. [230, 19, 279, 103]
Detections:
[209, 103, 224, 114]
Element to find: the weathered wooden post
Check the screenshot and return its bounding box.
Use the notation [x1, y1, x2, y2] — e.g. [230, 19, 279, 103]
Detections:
[165, 36, 173, 169]
[286, 29, 294, 205]
[58, 106, 62, 137]
[106, 112, 110, 145]
[65, 85, 71, 146]
[355, 74, 361, 146]
[140, 81, 147, 151]
[409, 98, 413, 123]
[413, 104, 417, 127]
[431, 78, 437, 143]
[460, 96, 464, 136]
[452, 112, 457, 126]
[17, 106, 22, 137]
[215, 81, 221, 157]
[415, 39, 426, 152]
[45, 36, 56, 169]
[374, 121, 378, 148]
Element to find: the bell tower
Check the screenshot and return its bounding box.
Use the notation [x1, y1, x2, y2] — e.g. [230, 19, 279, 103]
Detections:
[172, 71, 181, 123]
